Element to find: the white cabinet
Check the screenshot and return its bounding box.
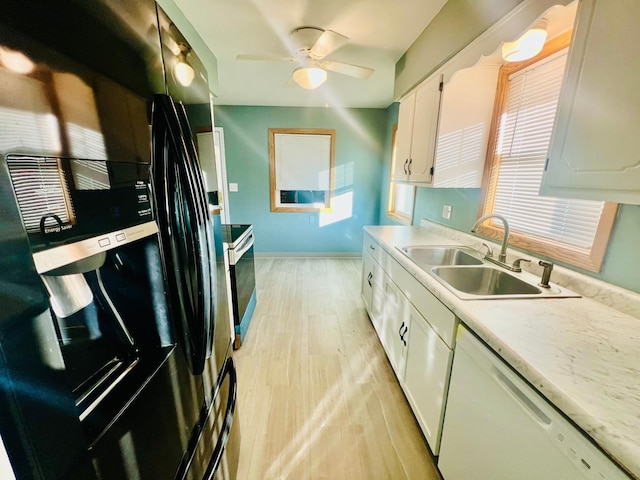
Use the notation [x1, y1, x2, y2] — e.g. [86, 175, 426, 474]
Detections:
[361, 236, 385, 333]
[403, 304, 453, 455]
[540, 0, 640, 204]
[431, 65, 499, 188]
[379, 275, 410, 377]
[393, 74, 443, 184]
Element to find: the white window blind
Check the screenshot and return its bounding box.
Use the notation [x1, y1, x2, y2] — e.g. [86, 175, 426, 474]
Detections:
[491, 49, 605, 250]
[274, 133, 331, 191]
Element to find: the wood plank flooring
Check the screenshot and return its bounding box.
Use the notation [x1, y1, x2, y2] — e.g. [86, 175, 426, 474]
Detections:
[233, 257, 441, 480]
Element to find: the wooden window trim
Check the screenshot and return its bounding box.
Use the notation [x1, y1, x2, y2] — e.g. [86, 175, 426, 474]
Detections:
[476, 30, 618, 272]
[268, 128, 336, 213]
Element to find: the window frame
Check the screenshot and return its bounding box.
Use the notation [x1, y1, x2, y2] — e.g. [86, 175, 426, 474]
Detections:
[268, 127, 336, 213]
[476, 31, 618, 272]
[387, 124, 415, 224]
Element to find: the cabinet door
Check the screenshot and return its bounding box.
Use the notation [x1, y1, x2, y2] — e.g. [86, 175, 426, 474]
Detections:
[432, 66, 498, 188]
[540, 0, 640, 204]
[403, 305, 453, 455]
[407, 74, 443, 184]
[361, 252, 375, 311]
[361, 252, 384, 332]
[381, 277, 409, 377]
[393, 92, 415, 182]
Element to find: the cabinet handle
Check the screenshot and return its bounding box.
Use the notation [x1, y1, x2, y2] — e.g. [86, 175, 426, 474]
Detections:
[398, 322, 408, 346]
[369, 244, 375, 251]
[403, 159, 409, 174]
[367, 272, 372, 287]
[408, 158, 412, 175]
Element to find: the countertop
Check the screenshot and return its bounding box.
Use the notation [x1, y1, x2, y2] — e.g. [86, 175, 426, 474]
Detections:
[364, 224, 640, 479]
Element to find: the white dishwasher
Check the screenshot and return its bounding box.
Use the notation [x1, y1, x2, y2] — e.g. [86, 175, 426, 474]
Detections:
[438, 325, 630, 480]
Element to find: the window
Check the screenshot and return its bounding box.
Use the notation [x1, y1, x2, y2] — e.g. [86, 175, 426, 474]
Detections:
[388, 125, 415, 223]
[269, 128, 335, 212]
[477, 32, 617, 272]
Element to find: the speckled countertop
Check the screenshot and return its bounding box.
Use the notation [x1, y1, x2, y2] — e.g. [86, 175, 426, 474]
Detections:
[364, 223, 640, 480]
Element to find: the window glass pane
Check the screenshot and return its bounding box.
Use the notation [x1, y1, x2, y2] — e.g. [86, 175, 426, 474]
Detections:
[393, 183, 414, 217]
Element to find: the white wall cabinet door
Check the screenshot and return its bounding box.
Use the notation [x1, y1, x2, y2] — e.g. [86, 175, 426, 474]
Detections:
[540, 0, 640, 204]
[408, 74, 443, 184]
[380, 276, 410, 378]
[394, 75, 443, 185]
[403, 304, 453, 455]
[393, 93, 415, 182]
[432, 65, 499, 188]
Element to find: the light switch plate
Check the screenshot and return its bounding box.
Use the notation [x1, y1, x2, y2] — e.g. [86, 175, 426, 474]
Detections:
[442, 204, 452, 220]
[229, 183, 238, 192]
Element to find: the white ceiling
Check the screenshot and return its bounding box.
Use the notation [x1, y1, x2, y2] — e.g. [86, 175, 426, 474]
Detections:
[173, 0, 448, 108]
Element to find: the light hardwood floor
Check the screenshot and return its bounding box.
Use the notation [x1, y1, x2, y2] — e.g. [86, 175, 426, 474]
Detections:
[233, 257, 441, 480]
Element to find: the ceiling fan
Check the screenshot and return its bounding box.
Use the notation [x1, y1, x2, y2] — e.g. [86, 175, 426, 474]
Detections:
[236, 27, 374, 90]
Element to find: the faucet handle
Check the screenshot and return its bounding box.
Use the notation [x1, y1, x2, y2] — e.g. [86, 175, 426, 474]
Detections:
[511, 258, 531, 272]
[481, 243, 493, 258]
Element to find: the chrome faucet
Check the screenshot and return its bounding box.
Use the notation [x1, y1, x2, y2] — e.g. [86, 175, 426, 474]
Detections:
[471, 214, 510, 261]
[471, 214, 529, 272]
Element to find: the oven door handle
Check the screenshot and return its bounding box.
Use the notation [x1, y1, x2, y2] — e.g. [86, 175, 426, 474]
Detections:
[231, 232, 254, 264]
[203, 357, 238, 480]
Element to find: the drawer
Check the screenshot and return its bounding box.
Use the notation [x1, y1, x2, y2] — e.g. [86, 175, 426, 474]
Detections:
[363, 233, 384, 266]
[388, 256, 457, 348]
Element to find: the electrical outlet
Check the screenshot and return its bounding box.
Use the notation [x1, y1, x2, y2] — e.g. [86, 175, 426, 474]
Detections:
[229, 183, 238, 192]
[442, 204, 452, 220]
[309, 215, 314, 224]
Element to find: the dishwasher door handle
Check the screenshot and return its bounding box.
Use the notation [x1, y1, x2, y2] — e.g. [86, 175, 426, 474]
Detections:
[492, 365, 552, 426]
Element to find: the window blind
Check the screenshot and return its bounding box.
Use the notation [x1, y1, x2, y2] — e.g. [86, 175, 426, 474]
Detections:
[274, 133, 331, 191]
[7, 156, 75, 233]
[491, 49, 605, 250]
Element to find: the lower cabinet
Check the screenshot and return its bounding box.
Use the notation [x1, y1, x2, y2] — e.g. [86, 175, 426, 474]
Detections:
[404, 304, 453, 455]
[361, 235, 457, 456]
[380, 274, 410, 377]
[361, 249, 385, 334]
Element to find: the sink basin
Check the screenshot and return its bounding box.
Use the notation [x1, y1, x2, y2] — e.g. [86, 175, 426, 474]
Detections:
[399, 246, 483, 267]
[431, 266, 542, 298]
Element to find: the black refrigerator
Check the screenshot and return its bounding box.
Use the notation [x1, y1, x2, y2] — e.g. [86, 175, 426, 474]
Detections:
[0, 1, 239, 479]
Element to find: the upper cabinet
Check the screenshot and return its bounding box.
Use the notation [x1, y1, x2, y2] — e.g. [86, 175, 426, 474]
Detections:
[394, 63, 498, 188]
[540, 0, 640, 204]
[394, 74, 443, 185]
[432, 64, 499, 188]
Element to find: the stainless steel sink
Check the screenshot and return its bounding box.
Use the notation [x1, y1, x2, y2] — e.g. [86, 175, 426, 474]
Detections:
[432, 266, 542, 298]
[398, 245, 483, 267]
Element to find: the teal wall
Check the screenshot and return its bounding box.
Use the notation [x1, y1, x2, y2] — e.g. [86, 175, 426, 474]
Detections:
[409, 187, 640, 294]
[212, 105, 387, 254]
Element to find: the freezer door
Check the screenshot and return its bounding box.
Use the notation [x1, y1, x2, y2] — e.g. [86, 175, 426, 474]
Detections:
[176, 357, 240, 480]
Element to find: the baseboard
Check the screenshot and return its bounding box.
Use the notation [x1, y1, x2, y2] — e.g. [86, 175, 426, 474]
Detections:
[254, 252, 361, 258]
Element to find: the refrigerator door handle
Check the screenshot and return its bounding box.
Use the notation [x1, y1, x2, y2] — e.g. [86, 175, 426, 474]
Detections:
[151, 94, 214, 375]
[203, 357, 238, 480]
[172, 99, 216, 361]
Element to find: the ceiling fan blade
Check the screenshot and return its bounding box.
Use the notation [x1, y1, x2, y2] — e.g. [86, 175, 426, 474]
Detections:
[236, 54, 296, 63]
[309, 30, 349, 59]
[321, 60, 374, 79]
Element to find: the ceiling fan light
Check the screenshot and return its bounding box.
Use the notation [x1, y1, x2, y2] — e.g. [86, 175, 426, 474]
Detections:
[502, 18, 548, 62]
[292, 67, 327, 89]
